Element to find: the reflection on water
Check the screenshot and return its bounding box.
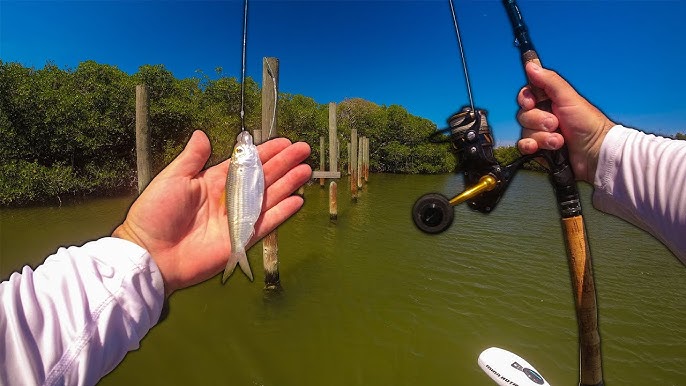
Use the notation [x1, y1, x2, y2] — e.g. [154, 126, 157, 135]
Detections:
[1, 172, 684, 385]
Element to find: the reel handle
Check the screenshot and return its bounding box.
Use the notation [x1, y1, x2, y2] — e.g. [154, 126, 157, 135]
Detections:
[448, 175, 497, 207]
[411, 175, 497, 234]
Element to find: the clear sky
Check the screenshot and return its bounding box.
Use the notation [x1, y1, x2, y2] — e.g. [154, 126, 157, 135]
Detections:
[2, 0, 685, 145]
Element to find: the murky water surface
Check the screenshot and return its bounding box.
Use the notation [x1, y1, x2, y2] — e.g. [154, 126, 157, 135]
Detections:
[2, 172, 684, 385]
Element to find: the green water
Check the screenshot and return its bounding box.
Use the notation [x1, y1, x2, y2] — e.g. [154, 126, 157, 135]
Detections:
[1, 172, 685, 385]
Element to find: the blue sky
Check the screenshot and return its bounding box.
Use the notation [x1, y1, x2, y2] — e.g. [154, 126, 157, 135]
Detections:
[2, 0, 685, 145]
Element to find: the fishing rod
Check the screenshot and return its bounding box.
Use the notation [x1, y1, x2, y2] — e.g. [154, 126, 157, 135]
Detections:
[412, 1, 604, 385]
[502, 3, 604, 384]
[239, 0, 248, 132]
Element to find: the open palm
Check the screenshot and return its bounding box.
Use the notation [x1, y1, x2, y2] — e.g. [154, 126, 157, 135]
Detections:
[113, 130, 311, 297]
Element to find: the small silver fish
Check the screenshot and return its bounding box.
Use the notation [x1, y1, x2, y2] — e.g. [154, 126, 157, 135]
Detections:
[222, 130, 264, 283]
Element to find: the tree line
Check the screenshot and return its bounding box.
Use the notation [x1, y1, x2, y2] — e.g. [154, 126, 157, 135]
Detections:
[2, 60, 682, 207]
[0, 60, 457, 206]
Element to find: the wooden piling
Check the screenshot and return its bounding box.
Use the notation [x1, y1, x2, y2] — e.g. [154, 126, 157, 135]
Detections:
[362, 137, 367, 182]
[261, 57, 281, 291]
[254, 129, 263, 145]
[319, 136, 325, 187]
[347, 142, 351, 175]
[350, 129, 358, 201]
[328, 102, 338, 175]
[329, 181, 337, 220]
[364, 137, 369, 182]
[357, 137, 364, 189]
[135, 85, 152, 194]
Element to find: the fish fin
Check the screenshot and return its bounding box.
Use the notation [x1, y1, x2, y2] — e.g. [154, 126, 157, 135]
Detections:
[222, 249, 253, 283]
[236, 249, 254, 282]
[221, 253, 238, 284]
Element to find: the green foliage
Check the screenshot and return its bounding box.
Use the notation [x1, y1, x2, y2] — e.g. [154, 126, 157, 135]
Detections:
[0, 60, 183, 206]
[0, 61, 463, 206]
[135, 64, 202, 169]
[675, 132, 686, 141]
[332, 99, 454, 174]
[0, 159, 131, 206]
[277, 93, 328, 166]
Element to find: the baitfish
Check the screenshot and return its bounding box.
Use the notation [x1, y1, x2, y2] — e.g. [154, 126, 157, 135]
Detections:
[222, 130, 264, 283]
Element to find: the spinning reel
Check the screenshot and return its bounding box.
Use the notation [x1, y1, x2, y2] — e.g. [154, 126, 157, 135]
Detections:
[412, 107, 536, 234]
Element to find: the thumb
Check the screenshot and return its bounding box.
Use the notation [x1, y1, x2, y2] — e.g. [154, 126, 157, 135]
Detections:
[525, 61, 581, 107]
[166, 130, 212, 178]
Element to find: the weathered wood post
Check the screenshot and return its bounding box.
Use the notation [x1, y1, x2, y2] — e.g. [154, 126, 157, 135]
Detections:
[362, 137, 367, 182]
[364, 137, 369, 182]
[350, 129, 358, 201]
[328, 103, 338, 214]
[328, 102, 338, 175]
[135, 85, 152, 194]
[310, 102, 340, 216]
[261, 57, 281, 291]
[347, 142, 351, 175]
[253, 129, 263, 146]
[319, 136, 326, 187]
[329, 181, 337, 220]
[357, 136, 363, 189]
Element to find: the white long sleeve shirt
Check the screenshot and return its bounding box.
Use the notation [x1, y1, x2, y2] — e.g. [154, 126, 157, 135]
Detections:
[0, 237, 165, 385]
[593, 125, 686, 264]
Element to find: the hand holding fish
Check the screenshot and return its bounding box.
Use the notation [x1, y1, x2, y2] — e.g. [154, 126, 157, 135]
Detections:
[112, 130, 311, 298]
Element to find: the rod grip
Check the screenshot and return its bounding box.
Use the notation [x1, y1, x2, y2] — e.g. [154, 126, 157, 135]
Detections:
[521, 50, 552, 110]
[562, 216, 604, 386]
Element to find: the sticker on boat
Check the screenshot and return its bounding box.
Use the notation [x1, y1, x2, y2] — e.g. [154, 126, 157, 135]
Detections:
[478, 347, 550, 386]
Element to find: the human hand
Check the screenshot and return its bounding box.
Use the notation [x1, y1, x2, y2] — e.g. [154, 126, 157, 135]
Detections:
[112, 130, 312, 297]
[516, 62, 615, 183]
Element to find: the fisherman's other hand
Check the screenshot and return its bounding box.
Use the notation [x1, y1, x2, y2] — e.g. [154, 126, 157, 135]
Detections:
[516, 62, 615, 183]
[112, 130, 312, 297]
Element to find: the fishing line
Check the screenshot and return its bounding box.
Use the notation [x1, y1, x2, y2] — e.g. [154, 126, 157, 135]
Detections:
[239, 0, 248, 132]
[266, 59, 277, 139]
[448, 0, 475, 111]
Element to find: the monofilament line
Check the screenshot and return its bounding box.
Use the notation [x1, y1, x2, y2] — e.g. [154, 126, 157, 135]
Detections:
[266, 59, 277, 139]
[448, 0, 474, 111]
[239, 0, 248, 131]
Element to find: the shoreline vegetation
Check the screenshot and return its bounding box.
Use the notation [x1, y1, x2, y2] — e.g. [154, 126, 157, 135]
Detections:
[2, 60, 684, 208]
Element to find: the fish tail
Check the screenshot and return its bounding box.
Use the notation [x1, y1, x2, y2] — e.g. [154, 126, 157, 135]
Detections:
[221, 248, 253, 283]
[221, 255, 237, 284]
[237, 249, 254, 282]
